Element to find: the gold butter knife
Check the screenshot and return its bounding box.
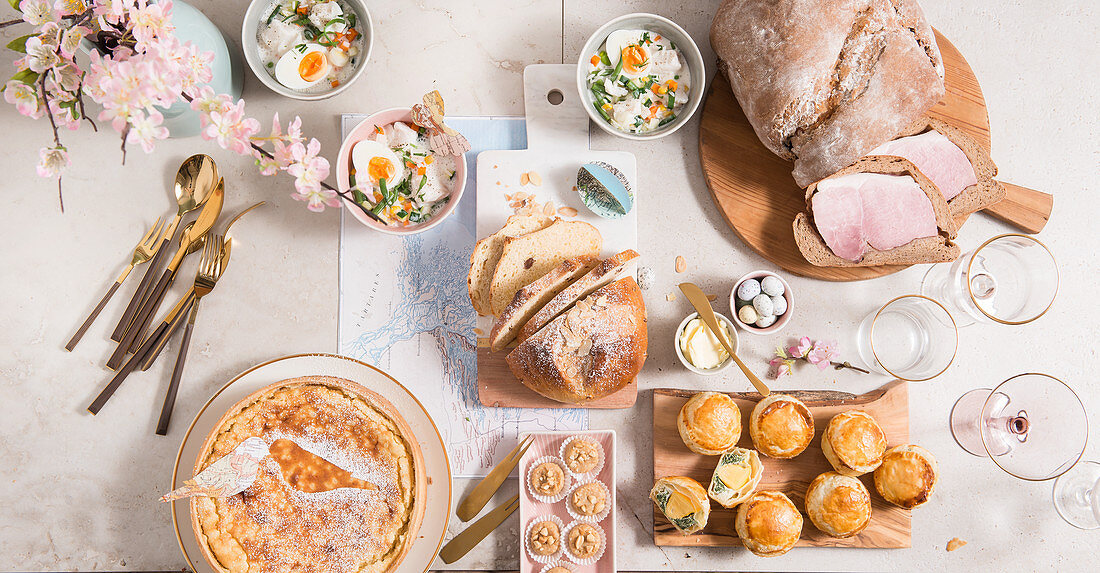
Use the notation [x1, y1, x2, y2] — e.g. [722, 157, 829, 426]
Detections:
[456, 434, 533, 522]
[439, 494, 519, 564]
[679, 282, 771, 396]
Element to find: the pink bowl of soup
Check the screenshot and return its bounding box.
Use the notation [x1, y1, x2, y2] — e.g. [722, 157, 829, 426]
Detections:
[336, 107, 467, 234]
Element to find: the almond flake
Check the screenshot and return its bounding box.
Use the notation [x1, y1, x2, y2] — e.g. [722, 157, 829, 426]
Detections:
[528, 171, 542, 186]
[543, 202, 554, 215]
[520, 172, 530, 186]
[946, 538, 967, 552]
[666, 292, 676, 302]
[675, 256, 687, 273]
[558, 206, 578, 217]
[514, 191, 527, 200]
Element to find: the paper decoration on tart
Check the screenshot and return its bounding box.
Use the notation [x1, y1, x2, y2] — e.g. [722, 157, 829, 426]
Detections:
[190, 376, 424, 573]
[868, 116, 1006, 219]
[707, 447, 763, 508]
[821, 410, 888, 476]
[749, 394, 815, 459]
[792, 157, 960, 268]
[874, 444, 939, 509]
[576, 161, 634, 218]
[650, 476, 710, 535]
[677, 391, 742, 455]
[804, 471, 872, 538]
[410, 90, 471, 156]
[734, 490, 803, 557]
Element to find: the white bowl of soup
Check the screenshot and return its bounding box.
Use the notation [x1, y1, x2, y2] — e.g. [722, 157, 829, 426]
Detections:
[242, 0, 373, 100]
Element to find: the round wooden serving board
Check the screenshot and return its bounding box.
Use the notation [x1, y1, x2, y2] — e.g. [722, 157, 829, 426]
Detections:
[699, 31, 990, 281]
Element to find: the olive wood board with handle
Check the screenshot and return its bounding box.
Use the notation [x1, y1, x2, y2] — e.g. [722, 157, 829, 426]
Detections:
[652, 381, 910, 548]
[698, 30, 1053, 282]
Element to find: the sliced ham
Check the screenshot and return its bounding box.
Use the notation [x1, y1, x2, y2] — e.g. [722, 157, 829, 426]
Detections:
[812, 173, 939, 262]
[868, 131, 977, 200]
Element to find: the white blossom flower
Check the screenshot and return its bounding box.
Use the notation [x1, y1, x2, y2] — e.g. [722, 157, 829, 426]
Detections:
[36, 146, 69, 178]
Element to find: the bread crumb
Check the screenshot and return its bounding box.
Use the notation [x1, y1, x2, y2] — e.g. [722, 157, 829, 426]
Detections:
[558, 206, 578, 217]
[520, 172, 530, 186]
[496, 180, 501, 185]
[946, 538, 967, 552]
[706, 294, 717, 302]
[474, 328, 484, 336]
[675, 256, 687, 273]
[666, 292, 676, 302]
[528, 171, 542, 186]
[637, 266, 654, 290]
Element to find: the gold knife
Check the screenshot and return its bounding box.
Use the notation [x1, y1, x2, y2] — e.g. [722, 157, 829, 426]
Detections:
[456, 434, 533, 522]
[679, 282, 771, 396]
[439, 494, 519, 564]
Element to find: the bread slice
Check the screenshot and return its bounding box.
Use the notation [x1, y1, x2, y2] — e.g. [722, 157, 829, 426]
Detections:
[793, 157, 960, 267]
[488, 220, 602, 316]
[882, 116, 1006, 218]
[467, 214, 555, 316]
[518, 249, 639, 343]
[489, 255, 598, 352]
[506, 277, 647, 404]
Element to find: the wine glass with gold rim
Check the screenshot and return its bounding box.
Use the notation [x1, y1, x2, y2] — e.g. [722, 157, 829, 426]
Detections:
[921, 234, 1058, 327]
[950, 373, 1087, 481]
[1053, 461, 1100, 529]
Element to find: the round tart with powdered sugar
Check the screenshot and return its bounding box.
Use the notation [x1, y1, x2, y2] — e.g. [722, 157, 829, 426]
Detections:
[190, 376, 425, 573]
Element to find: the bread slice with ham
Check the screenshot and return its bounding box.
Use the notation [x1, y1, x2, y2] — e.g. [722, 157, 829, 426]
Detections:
[867, 117, 1005, 218]
[793, 157, 960, 267]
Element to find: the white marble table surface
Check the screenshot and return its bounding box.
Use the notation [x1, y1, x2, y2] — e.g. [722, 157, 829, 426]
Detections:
[1, 1, 1096, 571]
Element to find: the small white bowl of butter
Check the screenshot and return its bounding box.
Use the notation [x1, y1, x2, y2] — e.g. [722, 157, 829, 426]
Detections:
[675, 312, 739, 375]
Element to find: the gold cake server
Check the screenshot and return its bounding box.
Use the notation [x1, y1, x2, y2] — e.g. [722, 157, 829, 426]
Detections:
[456, 434, 532, 522]
[439, 494, 519, 564]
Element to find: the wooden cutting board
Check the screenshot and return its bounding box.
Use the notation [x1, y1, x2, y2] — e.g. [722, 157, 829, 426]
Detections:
[698, 31, 1052, 282]
[652, 381, 911, 548]
[476, 64, 638, 409]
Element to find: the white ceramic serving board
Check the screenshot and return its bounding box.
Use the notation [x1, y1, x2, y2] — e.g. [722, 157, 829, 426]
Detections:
[475, 64, 638, 336]
[518, 430, 617, 573]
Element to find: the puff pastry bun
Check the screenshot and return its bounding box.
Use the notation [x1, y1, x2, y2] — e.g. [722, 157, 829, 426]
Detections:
[677, 392, 742, 455]
[735, 490, 803, 557]
[821, 410, 888, 476]
[707, 447, 764, 508]
[804, 471, 872, 538]
[749, 395, 815, 459]
[874, 444, 938, 508]
[650, 476, 710, 535]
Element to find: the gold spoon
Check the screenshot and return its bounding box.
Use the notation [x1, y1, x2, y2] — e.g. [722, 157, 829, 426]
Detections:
[679, 282, 771, 396]
[111, 155, 219, 341]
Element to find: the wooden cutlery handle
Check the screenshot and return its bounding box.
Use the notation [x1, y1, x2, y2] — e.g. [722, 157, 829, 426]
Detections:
[65, 281, 121, 352]
[141, 296, 192, 371]
[111, 237, 169, 341]
[108, 268, 173, 369]
[89, 302, 183, 415]
[156, 319, 195, 435]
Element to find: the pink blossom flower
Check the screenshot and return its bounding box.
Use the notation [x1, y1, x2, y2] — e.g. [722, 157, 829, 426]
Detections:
[49, 99, 80, 130]
[53, 0, 86, 16]
[189, 85, 231, 126]
[127, 109, 169, 153]
[202, 100, 260, 155]
[255, 153, 280, 176]
[20, 0, 57, 26]
[21, 36, 60, 73]
[36, 146, 68, 177]
[806, 340, 838, 370]
[129, 0, 174, 46]
[58, 25, 88, 58]
[47, 62, 81, 93]
[36, 21, 61, 46]
[788, 336, 812, 359]
[769, 357, 794, 379]
[273, 115, 304, 167]
[93, 0, 136, 27]
[288, 138, 337, 212]
[5, 81, 43, 118]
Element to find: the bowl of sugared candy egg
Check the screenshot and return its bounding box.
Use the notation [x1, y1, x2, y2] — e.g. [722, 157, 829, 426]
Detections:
[730, 271, 793, 334]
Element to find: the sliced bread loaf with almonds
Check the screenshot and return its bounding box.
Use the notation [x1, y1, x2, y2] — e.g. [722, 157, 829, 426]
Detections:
[506, 277, 647, 404]
[467, 214, 555, 316]
[488, 220, 602, 316]
[489, 256, 598, 352]
[793, 157, 960, 267]
[869, 116, 1006, 218]
[518, 249, 639, 344]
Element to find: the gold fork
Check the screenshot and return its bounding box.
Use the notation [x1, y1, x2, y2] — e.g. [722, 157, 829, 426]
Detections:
[456, 434, 534, 521]
[156, 233, 229, 435]
[66, 217, 165, 351]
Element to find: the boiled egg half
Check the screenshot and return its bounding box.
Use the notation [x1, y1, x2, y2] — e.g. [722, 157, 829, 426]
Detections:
[274, 43, 330, 90]
[605, 29, 651, 78]
[352, 139, 405, 189]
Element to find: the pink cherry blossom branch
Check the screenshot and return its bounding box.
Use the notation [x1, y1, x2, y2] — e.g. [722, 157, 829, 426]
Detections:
[37, 71, 64, 211]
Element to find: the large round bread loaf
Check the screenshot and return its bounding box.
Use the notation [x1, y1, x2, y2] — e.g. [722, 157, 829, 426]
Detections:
[710, 0, 945, 187]
[506, 277, 647, 404]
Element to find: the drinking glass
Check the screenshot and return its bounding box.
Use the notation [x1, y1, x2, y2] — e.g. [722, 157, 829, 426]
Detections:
[855, 295, 958, 381]
[921, 234, 1058, 327]
[1053, 461, 1100, 529]
[950, 373, 1088, 481]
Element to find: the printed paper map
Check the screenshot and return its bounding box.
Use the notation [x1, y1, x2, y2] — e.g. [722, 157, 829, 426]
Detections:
[337, 116, 587, 478]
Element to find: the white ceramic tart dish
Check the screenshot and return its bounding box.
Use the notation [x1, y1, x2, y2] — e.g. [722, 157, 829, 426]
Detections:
[676, 391, 742, 455]
[707, 447, 764, 508]
[734, 490, 803, 557]
[874, 444, 939, 509]
[821, 410, 888, 476]
[189, 376, 426, 573]
[749, 394, 815, 459]
[804, 471, 872, 538]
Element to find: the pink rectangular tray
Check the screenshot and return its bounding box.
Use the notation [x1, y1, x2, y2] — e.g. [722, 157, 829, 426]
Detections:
[518, 430, 616, 573]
